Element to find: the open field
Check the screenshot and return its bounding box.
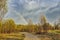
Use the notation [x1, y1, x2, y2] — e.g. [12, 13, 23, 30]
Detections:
[0, 33, 25, 40]
[0, 32, 60, 40]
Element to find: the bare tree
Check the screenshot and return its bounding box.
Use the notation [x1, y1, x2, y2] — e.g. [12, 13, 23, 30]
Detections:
[0, 0, 7, 21]
[54, 18, 60, 30]
[27, 19, 33, 25]
[40, 15, 47, 25]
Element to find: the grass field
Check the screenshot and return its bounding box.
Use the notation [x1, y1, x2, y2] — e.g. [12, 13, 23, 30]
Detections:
[0, 33, 25, 40]
[48, 30, 60, 34]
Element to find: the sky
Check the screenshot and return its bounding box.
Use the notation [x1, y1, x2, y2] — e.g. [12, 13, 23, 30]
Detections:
[4, 0, 60, 24]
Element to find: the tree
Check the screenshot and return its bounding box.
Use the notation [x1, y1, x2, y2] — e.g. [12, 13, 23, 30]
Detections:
[40, 15, 47, 25]
[0, 0, 7, 21]
[38, 15, 48, 33]
[8, 19, 16, 33]
[54, 18, 60, 30]
[39, 15, 47, 26]
[27, 19, 34, 32]
[2, 19, 16, 33]
[42, 23, 48, 33]
[27, 19, 33, 25]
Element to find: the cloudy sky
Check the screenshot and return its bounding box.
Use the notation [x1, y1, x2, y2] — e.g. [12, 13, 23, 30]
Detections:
[4, 0, 60, 24]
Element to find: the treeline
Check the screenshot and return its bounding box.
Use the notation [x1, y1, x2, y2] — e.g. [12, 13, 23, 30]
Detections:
[16, 23, 55, 34]
[0, 16, 60, 34]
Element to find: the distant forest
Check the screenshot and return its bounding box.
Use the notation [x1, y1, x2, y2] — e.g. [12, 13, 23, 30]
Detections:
[0, 15, 60, 34]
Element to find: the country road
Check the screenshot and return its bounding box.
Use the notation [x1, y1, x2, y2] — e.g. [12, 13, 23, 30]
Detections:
[20, 32, 52, 40]
[20, 32, 40, 40]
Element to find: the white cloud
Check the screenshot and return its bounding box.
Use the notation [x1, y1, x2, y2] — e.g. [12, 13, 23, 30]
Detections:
[24, 1, 39, 10]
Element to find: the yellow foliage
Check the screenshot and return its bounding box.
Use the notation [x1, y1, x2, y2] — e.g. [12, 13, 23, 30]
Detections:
[0, 18, 59, 34]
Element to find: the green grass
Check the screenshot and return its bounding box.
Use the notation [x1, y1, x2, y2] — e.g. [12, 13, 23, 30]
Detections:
[48, 30, 60, 34]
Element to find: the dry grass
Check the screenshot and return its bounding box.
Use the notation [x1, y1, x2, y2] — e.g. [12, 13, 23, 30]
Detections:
[0, 33, 25, 40]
